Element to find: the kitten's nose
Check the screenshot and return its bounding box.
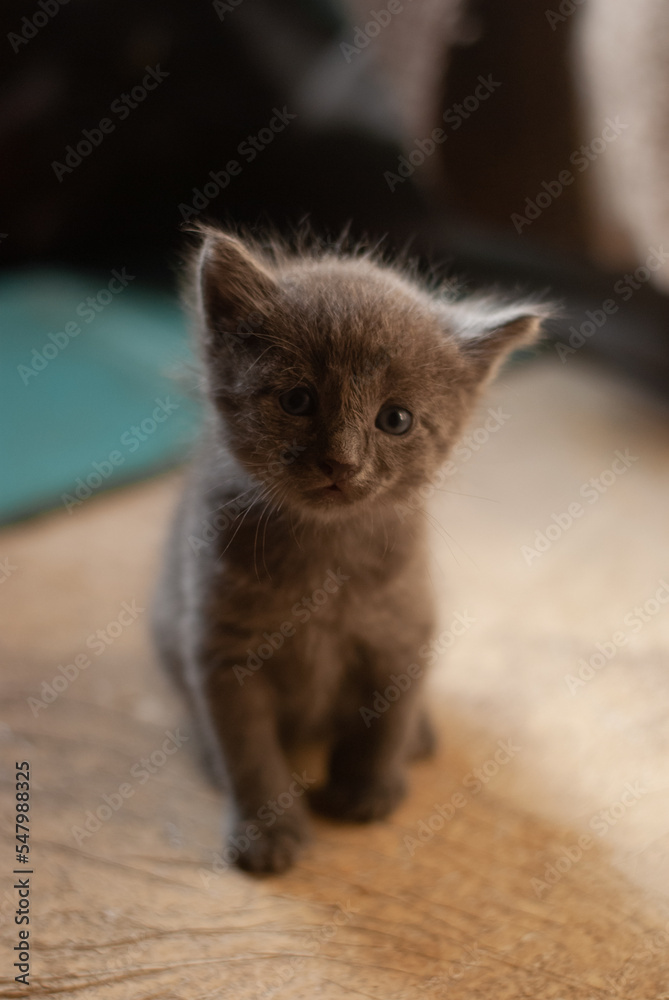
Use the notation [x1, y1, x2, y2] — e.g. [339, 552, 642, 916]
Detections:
[319, 458, 359, 483]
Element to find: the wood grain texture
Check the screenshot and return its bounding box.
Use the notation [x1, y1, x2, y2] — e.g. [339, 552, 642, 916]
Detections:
[1, 356, 668, 998]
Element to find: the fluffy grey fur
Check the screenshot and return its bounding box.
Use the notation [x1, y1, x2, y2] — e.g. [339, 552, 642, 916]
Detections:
[152, 226, 546, 873]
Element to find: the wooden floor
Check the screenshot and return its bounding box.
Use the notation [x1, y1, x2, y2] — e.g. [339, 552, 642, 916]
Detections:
[2, 355, 669, 999]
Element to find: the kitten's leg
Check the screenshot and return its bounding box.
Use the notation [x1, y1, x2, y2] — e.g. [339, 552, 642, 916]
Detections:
[193, 664, 310, 873]
[151, 594, 226, 788]
[311, 674, 424, 822]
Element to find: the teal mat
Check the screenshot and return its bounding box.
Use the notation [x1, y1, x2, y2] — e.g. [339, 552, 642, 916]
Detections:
[1, 269, 202, 524]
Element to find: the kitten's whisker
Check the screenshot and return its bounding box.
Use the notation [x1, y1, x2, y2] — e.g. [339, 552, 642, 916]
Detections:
[288, 503, 302, 550]
[217, 484, 269, 564]
[414, 505, 463, 570]
[252, 492, 267, 582]
[377, 495, 401, 553]
[209, 485, 259, 513]
[263, 341, 304, 364]
[259, 493, 279, 578]
[364, 506, 372, 555]
[380, 507, 390, 560]
[422, 506, 479, 572]
[245, 344, 277, 373]
[253, 482, 282, 581]
[272, 363, 309, 382]
[262, 484, 290, 576]
[429, 487, 499, 503]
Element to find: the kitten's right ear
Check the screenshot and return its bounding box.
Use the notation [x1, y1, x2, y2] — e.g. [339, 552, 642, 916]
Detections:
[447, 299, 550, 385]
[196, 230, 279, 338]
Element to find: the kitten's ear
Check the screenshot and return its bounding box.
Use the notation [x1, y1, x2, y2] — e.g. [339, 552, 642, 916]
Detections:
[196, 229, 279, 337]
[450, 301, 548, 384]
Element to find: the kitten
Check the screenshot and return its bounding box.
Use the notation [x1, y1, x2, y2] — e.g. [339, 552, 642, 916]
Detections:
[152, 226, 545, 874]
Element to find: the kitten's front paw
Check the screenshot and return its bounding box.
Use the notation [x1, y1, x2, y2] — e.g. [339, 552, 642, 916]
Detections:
[310, 771, 407, 823]
[232, 815, 309, 875]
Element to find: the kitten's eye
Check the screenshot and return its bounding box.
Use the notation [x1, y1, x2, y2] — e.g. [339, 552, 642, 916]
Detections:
[279, 387, 315, 416]
[375, 405, 412, 436]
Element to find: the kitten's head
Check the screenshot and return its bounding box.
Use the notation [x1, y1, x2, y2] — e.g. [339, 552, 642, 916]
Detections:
[192, 227, 546, 522]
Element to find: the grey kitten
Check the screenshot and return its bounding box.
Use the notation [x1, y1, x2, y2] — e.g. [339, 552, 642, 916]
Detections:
[152, 226, 544, 873]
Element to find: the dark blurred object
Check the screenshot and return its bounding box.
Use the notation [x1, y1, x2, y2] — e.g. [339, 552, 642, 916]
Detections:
[1, 0, 669, 396]
[0, 0, 425, 276]
[441, 0, 587, 252]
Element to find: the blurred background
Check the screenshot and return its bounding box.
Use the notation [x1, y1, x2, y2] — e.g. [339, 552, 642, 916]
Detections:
[2, 0, 669, 521]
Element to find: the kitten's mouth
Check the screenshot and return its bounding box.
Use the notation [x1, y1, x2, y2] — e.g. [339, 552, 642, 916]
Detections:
[309, 481, 356, 505]
[318, 483, 346, 500]
[310, 478, 373, 507]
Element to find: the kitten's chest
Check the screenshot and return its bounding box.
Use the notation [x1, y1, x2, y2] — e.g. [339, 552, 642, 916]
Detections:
[218, 503, 405, 612]
[210, 505, 427, 720]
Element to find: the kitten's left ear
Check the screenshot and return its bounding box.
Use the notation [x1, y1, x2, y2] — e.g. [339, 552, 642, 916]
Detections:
[196, 228, 280, 339]
[449, 301, 549, 384]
